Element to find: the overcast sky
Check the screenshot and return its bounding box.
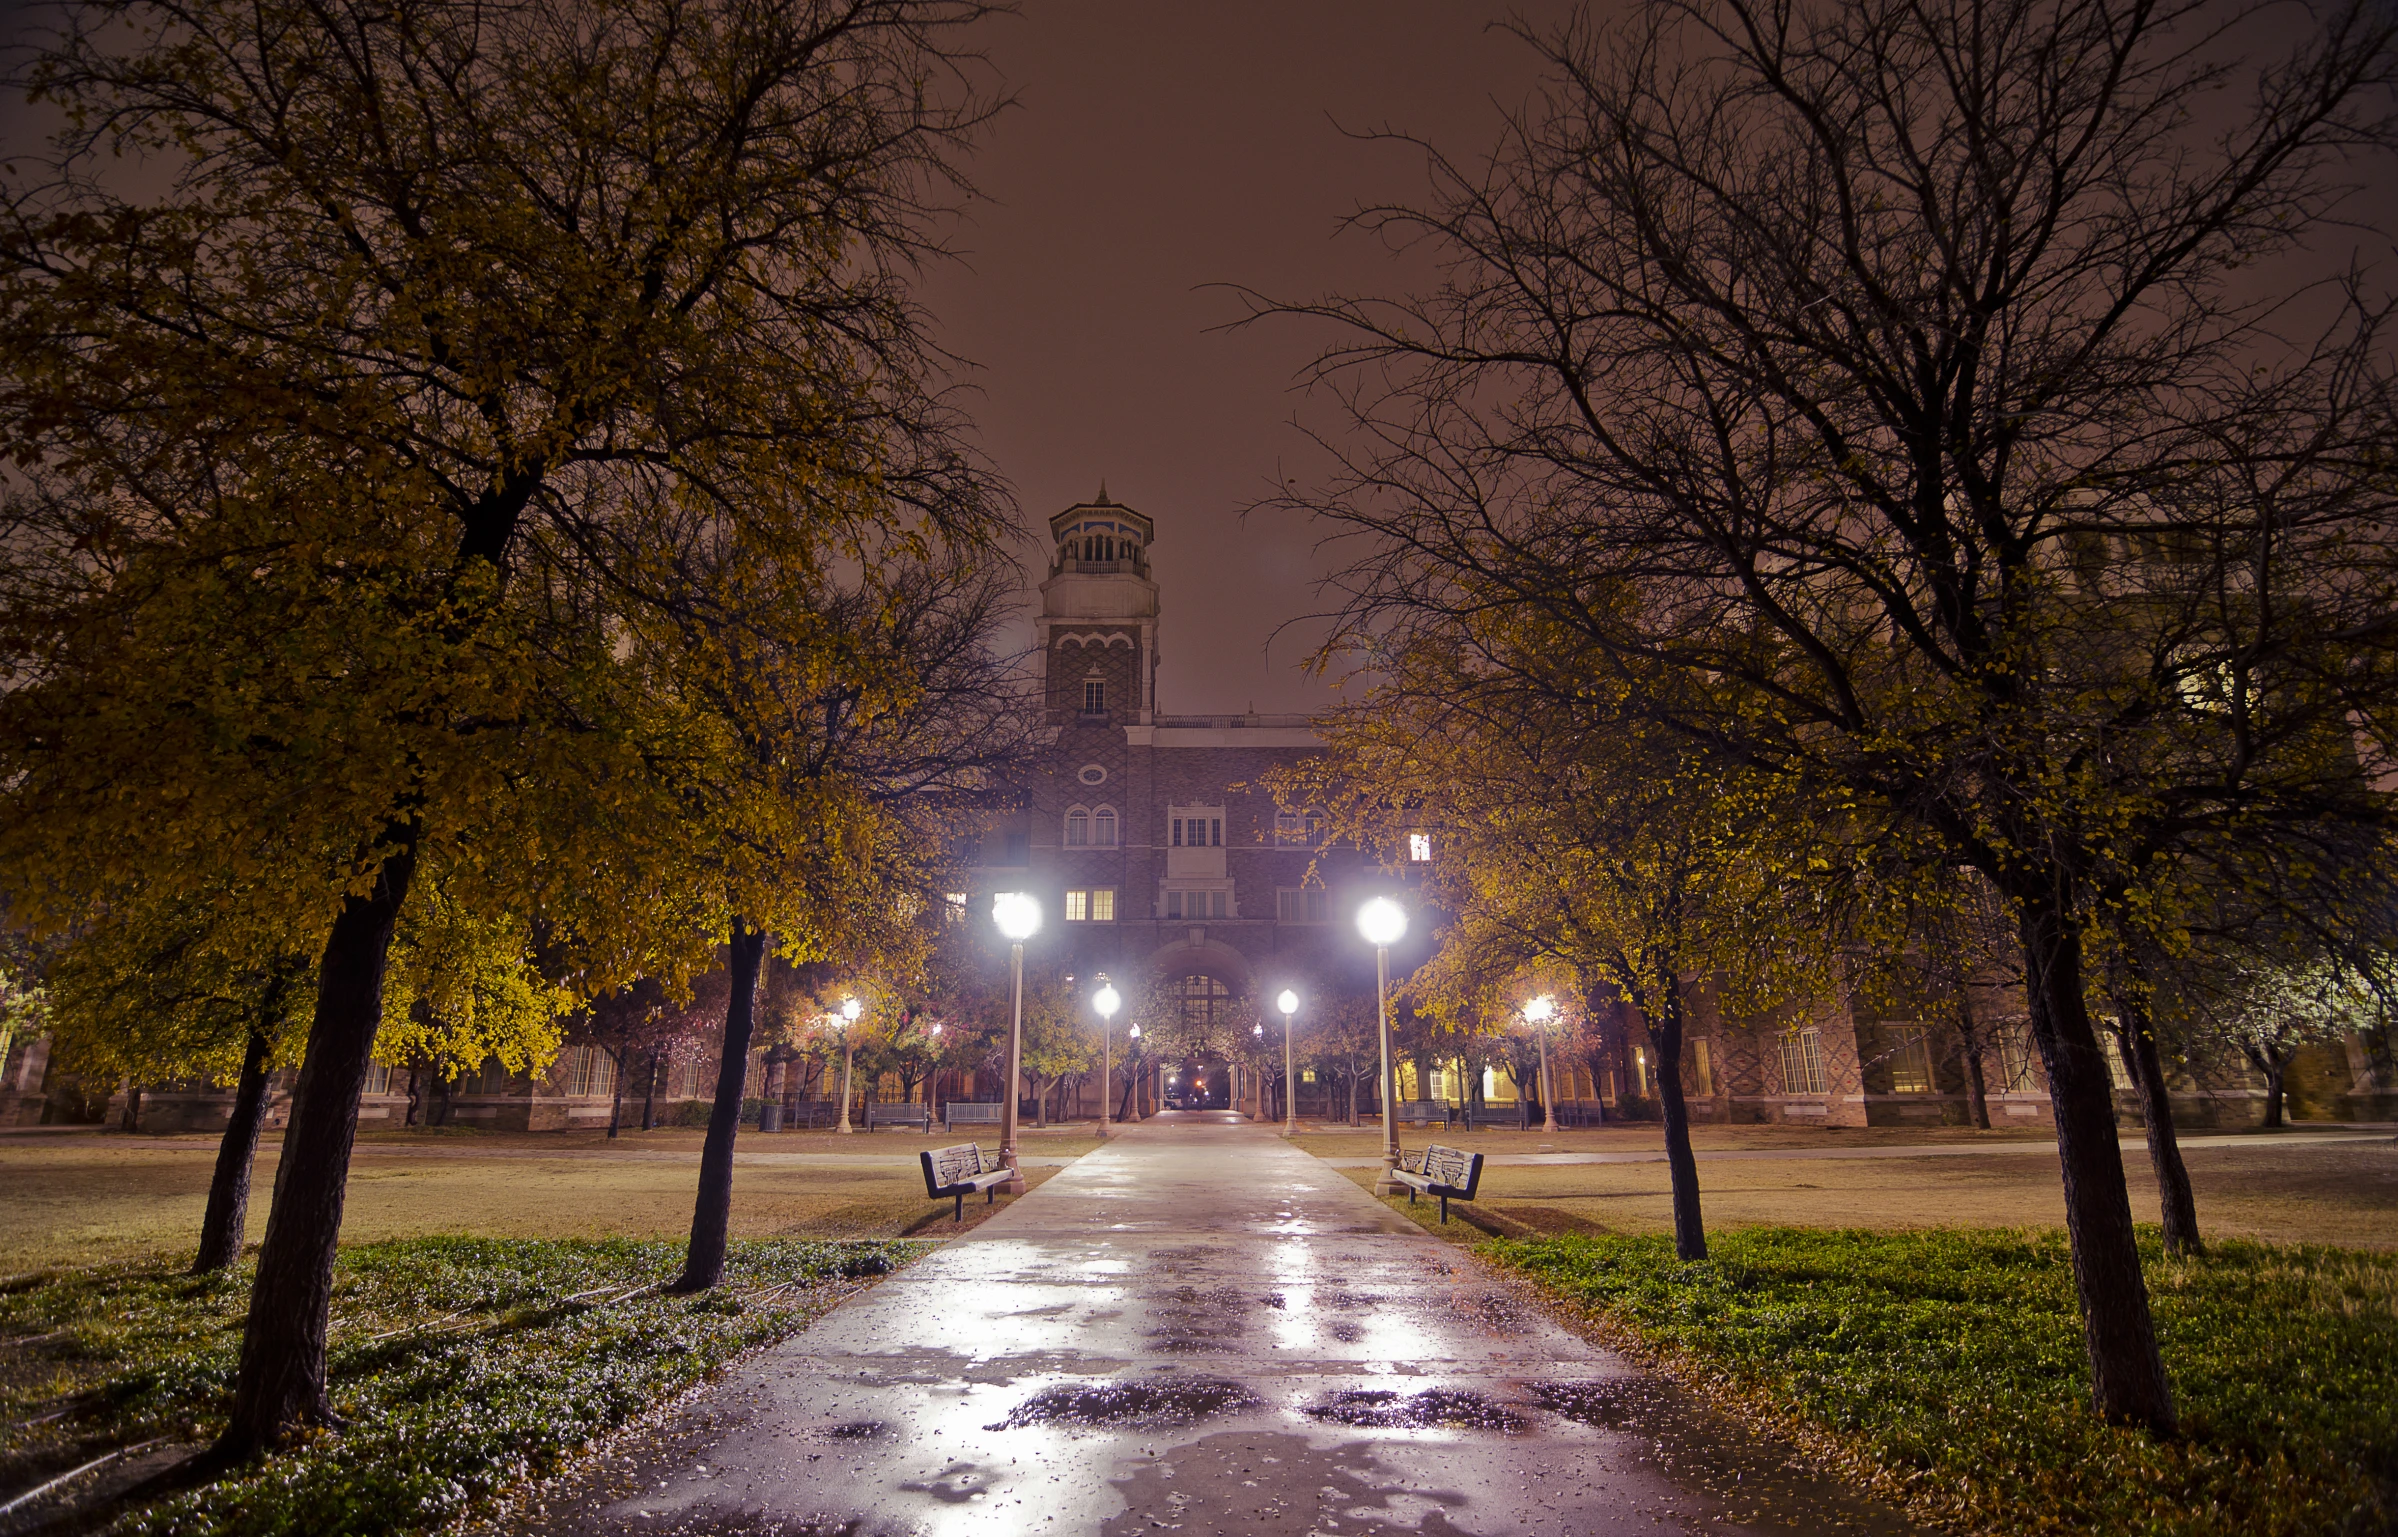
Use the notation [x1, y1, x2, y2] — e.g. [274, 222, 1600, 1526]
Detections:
[919, 2, 1579, 716]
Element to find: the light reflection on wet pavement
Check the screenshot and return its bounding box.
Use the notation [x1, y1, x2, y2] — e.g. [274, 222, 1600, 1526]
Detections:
[521, 1114, 1914, 1536]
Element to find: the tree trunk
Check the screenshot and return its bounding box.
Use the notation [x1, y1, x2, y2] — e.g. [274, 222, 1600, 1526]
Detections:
[218, 839, 417, 1459]
[2017, 895, 2175, 1432]
[1954, 994, 1993, 1130]
[431, 1074, 452, 1127]
[671, 923, 766, 1294]
[120, 1082, 142, 1133]
[194, 1027, 275, 1274]
[1117, 1071, 1137, 1122]
[2110, 981, 2202, 1257]
[1640, 980, 1706, 1262]
[2256, 1053, 2288, 1129]
[403, 1067, 421, 1128]
[641, 1050, 659, 1133]
[607, 1047, 625, 1139]
[1032, 1075, 1048, 1127]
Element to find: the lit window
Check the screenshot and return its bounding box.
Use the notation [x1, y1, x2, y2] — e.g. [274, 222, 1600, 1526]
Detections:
[1888, 1026, 1934, 1094]
[1066, 809, 1089, 846]
[567, 1046, 616, 1098]
[1094, 807, 1117, 846]
[1408, 832, 1433, 862]
[1083, 679, 1106, 713]
[1692, 1038, 1714, 1097]
[1065, 890, 1089, 922]
[1092, 888, 1116, 922]
[943, 892, 967, 925]
[364, 1062, 392, 1096]
[1778, 1029, 1828, 1095]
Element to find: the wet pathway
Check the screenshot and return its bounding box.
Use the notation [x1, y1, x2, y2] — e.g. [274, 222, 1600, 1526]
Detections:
[526, 1114, 1912, 1536]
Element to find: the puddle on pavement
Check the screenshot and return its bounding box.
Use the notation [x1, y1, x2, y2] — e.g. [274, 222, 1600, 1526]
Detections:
[1100, 1430, 1474, 1537]
[990, 1377, 1262, 1430]
[813, 1420, 885, 1441]
[1303, 1387, 1527, 1433]
[1529, 1379, 1918, 1533]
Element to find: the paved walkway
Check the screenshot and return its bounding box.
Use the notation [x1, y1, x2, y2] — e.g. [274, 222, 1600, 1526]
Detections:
[526, 1114, 1909, 1536]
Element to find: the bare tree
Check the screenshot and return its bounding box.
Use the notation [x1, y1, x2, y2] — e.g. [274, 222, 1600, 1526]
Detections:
[1263, 0, 2398, 1431]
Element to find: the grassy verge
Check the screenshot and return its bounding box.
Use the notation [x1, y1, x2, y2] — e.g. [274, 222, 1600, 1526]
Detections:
[1478, 1225, 2396, 1537]
[0, 1236, 919, 1535]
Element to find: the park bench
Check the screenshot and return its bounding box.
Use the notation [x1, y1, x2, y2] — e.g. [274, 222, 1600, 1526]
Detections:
[919, 1142, 1012, 1221]
[1397, 1100, 1445, 1127]
[866, 1101, 931, 1132]
[1391, 1142, 1486, 1223]
[943, 1101, 1005, 1131]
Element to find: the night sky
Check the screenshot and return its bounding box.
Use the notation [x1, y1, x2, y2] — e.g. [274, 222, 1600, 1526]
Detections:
[921, 2, 1579, 716]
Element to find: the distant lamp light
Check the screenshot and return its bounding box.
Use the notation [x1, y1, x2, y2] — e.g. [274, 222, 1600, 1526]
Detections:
[840, 996, 862, 1024]
[1252, 1023, 1263, 1037]
[1128, 1023, 1142, 1040]
[1356, 898, 1407, 948]
[1277, 989, 1299, 1017]
[993, 892, 1041, 941]
[1524, 995, 1555, 1025]
[1094, 983, 1121, 1019]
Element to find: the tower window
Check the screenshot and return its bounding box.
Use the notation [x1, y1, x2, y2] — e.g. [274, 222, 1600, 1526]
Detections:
[1065, 809, 1089, 847]
[1093, 807, 1117, 846]
[1083, 679, 1106, 713]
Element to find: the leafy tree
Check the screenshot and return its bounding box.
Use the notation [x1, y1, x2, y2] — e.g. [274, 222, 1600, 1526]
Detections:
[1285, 624, 1835, 1261]
[1296, 987, 1381, 1124]
[44, 886, 313, 1271]
[1263, 0, 2398, 1428]
[0, 0, 1007, 1455]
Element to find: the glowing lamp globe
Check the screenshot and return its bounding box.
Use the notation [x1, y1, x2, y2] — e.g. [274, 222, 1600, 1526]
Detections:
[1356, 897, 1407, 948]
[1094, 983, 1121, 1019]
[1276, 989, 1298, 1017]
[840, 997, 862, 1023]
[1127, 1023, 1142, 1040]
[992, 891, 1041, 942]
[1523, 995, 1555, 1025]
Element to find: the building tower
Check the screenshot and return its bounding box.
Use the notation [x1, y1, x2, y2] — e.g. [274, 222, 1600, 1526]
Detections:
[1036, 490, 1157, 727]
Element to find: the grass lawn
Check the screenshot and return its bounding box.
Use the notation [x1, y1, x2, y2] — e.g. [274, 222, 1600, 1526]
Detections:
[0, 1128, 1072, 1272]
[1476, 1226, 2397, 1537]
[1322, 1132, 2398, 1250]
[0, 1237, 919, 1536]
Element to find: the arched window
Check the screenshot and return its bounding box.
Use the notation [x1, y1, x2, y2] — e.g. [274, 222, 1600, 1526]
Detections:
[1065, 808, 1090, 847]
[1176, 974, 1233, 1028]
[1093, 807, 1117, 847]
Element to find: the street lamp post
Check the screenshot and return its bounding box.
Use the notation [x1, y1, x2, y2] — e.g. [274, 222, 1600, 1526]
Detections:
[1094, 978, 1121, 1139]
[834, 996, 862, 1134]
[1250, 1023, 1264, 1118]
[1357, 898, 1407, 1193]
[1126, 1023, 1142, 1119]
[992, 893, 1040, 1193]
[1277, 988, 1299, 1136]
[1525, 994, 1560, 1134]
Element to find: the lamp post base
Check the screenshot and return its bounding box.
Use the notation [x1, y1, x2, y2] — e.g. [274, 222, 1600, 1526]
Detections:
[1373, 1154, 1403, 1195]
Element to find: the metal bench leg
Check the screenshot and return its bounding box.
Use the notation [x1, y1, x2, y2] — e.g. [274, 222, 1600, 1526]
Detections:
[953, 1192, 964, 1222]
[1439, 1194, 1449, 1223]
